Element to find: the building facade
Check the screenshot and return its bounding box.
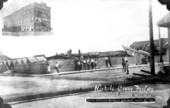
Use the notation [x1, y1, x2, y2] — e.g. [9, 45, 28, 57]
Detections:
[2, 2, 51, 36]
[158, 13, 170, 65]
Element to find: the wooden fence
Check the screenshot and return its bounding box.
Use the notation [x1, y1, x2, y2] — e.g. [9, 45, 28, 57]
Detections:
[13, 62, 48, 74]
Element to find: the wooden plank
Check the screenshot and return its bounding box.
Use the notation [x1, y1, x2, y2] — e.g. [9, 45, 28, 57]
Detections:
[133, 73, 150, 77]
[140, 69, 151, 74]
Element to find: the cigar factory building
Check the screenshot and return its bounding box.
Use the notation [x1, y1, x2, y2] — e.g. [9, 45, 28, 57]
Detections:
[2, 2, 51, 36]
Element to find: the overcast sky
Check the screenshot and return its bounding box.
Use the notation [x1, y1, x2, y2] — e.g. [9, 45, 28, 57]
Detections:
[0, 0, 169, 58]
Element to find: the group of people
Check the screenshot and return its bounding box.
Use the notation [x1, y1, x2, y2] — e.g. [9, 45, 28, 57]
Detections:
[48, 55, 130, 74]
[122, 56, 129, 74]
[74, 56, 97, 71]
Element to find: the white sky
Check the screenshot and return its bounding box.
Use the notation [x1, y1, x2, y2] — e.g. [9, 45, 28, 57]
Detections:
[0, 0, 169, 58]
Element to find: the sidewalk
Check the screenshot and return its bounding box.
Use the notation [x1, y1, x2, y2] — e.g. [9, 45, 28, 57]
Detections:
[3, 63, 149, 77]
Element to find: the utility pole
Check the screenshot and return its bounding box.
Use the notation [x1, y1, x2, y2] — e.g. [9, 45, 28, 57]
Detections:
[158, 27, 163, 62]
[149, 0, 155, 75]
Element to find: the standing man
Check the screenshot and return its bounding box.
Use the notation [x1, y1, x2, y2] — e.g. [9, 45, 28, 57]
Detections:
[86, 57, 91, 70]
[122, 56, 126, 72]
[77, 60, 81, 71]
[74, 57, 78, 71]
[83, 58, 87, 70]
[94, 59, 97, 69]
[80, 55, 84, 70]
[104, 56, 108, 67]
[125, 60, 129, 74]
[108, 57, 112, 67]
[47, 63, 51, 73]
[55, 62, 59, 73]
[91, 58, 94, 69]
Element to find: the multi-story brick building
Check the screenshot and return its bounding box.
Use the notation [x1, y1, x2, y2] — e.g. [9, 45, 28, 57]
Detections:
[2, 2, 51, 36]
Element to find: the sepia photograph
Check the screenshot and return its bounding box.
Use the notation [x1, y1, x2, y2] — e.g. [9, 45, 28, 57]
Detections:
[0, 0, 170, 108]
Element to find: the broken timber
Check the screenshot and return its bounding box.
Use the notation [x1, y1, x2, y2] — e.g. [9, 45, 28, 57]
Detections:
[132, 69, 170, 82]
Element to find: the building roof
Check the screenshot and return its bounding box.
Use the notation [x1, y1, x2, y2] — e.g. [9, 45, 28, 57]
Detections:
[27, 56, 38, 63]
[0, 55, 11, 63]
[0, 55, 11, 66]
[130, 41, 149, 50]
[4, 2, 50, 19]
[12, 59, 17, 65]
[34, 55, 47, 62]
[130, 38, 168, 51]
[158, 12, 170, 27]
[98, 50, 125, 57]
[7, 60, 13, 66]
[22, 57, 30, 64]
[16, 58, 24, 64]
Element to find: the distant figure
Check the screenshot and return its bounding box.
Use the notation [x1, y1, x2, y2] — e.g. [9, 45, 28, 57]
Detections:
[47, 64, 51, 73]
[94, 59, 97, 69]
[122, 56, 126, 72]
[86, 57, 91, 70]
[80, 55, 84, 62]
[74, 57, 79, 71]
[83, 59, 87, 70]
[125, 60, 129, 74]
[124, 56, 127, 62]
[91, 58, 95, 69]
[55, 62, 59, 73]
[80, 56, 84, 70]
[104, 56, 108, 67]
[108, 57, 112, 67]
[77, 60, 81, 71]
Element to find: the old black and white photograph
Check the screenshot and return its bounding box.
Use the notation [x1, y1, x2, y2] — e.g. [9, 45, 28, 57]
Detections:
[0, 0, 170, 108]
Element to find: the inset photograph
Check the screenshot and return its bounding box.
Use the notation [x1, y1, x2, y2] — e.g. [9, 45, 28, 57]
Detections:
[2, 2, 52, 36]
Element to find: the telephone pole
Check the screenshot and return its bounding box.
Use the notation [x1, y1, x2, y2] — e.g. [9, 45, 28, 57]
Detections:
[149, 0, 155, 75]
[158, 27, 163, 62]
